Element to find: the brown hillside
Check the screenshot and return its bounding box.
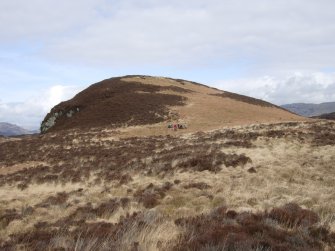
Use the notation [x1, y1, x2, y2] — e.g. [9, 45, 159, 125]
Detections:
[313, 112, 335, 120]
[41, 75, 305, 134]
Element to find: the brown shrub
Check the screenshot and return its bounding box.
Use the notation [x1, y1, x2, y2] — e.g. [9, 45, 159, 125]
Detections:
[140, 194, 160, 209]
[265, 130, 286, 138]
[36, 174, 59, 184]
[210, 130, 261, 142]
[248, 167, 257, 173]
[120, 197, 130, 209]
[119, 174, 133, 185]
[21, 206, 34, 217]
[268, 203, 320, 227]
[183, 182, 211, 190]
[66, 204, 97, 222]
[36, 192, 69, 208]
[313, 131, 335, 146]
[0, 209, 21, 228]
[17, 182, 29, 190]
[34, 221, 48, 229]
[178, 154, 220, 172]
[222, 140, 254, 148]
[134, 182, 173, 208]
[173, 203, 330, 251]
[223, 154, 252, 167]
[226, 210, 238, 219]
[14, 229, 57, 251]
[95, 199, 120, 218]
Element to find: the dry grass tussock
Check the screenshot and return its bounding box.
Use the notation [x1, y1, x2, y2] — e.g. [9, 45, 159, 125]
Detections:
[0, 120, 335, 250]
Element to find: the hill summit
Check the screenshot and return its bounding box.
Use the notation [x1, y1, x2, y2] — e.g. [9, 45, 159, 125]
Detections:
[41, 75, 304, 134]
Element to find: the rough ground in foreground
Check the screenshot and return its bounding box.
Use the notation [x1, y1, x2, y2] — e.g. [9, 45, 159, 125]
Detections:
[0, 121, 335, 250]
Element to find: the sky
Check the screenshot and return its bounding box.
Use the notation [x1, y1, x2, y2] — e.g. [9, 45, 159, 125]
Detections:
[1, 0, 335, 129]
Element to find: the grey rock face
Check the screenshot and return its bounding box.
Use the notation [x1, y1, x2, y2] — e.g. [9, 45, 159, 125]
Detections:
[40, 108, 80, 133]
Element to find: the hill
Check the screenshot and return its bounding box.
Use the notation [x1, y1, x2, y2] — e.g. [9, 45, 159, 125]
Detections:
[0, 122, 33, 136]
[313, 111, 335, 120]
[3, 76, 334, 250]
[282, 102, 335, 117]
[41, 75, 304, 135]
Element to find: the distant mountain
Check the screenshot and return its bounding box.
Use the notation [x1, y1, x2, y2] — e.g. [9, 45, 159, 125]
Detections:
[0, 122, 36, 136]
[281, 102, 335, 117]
[312, 112, 335, 121]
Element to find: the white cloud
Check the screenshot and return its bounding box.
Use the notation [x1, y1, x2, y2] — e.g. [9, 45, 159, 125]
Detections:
[0, 85, 81, 129]
[43, 0, 335, 70]
[1, 0, 335, 71]
[214, 72, 335, 105]
[0, 0, 102, 40]
[46, 85, 75, 109]
[1, 0, 335, 127]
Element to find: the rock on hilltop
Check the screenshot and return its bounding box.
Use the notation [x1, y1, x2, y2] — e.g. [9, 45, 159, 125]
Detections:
[41, 75, 304, 134]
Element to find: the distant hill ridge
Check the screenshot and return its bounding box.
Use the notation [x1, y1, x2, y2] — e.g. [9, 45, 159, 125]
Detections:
[281, 102, 335, 117]
[312, 112, 335, 120]
[41, 75, 304, 135]
[0, 122, 33, 136]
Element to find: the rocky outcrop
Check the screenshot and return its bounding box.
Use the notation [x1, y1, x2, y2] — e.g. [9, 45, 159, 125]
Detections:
[40, 108, 80, 133]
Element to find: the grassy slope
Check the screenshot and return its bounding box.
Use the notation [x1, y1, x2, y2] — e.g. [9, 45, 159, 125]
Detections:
[1, 120, 335, 250]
